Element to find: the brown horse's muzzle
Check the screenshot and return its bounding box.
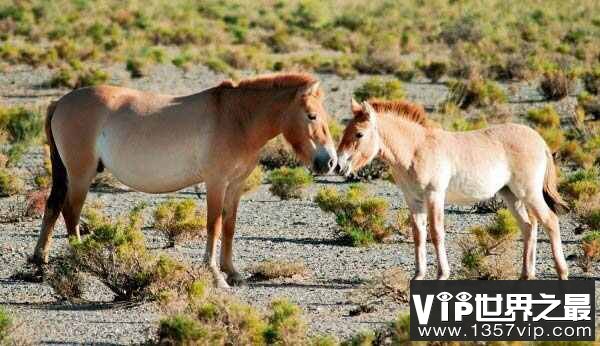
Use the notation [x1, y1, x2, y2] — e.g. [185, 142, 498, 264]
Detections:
[312, 147, 337, 175]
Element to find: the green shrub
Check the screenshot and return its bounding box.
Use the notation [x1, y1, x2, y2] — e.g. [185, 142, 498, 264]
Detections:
[418, 61, 448, 83]
[259, 136, 302, 170]
[0, 106, 43, 144]
[153, 198, 206, 247]
[158, 314, 209, 344]
[49, 65, 109, 89]
[559, 168, 600, 202]
[268, 167, 313, 200]
[390, 314, 410, 345]
[536, 126, 565, 153]
[0, 168, 24, 196]
[353, 77, 405, 102]
[446, 76, 507, 109]
[242, 166, 264, 194]
[460, 209, 519, 279]
[560, 140, 596, 169]
[582, 65, 600, 95]
[581, 231, 600, 272]
[264, 299, 308, 345]
[539, 69, 576, 101]
[248, 260, 308, 280]
[125, 56, 147, 78]
[526, 106, 561, 128]
[0, 307, 14, 344]
[578, 92, 600, 120]
[315, 185, 391, 246]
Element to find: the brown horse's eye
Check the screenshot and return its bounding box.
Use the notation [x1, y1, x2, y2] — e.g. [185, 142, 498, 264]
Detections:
[356, 132, 364, 139]
[307, 113, 317, 121]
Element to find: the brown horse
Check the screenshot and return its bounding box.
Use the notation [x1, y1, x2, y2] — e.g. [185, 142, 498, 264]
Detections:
[337, 99, 568, 280]
[32, 73, 337, 288]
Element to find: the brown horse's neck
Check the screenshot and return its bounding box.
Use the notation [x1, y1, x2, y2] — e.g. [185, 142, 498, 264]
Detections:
[214, 87, 296, 153]
[376, 113, 427, 170]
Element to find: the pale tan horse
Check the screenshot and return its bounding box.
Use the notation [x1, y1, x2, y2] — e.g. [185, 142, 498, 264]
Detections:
[32, 73, 337, 288]
[337, 99, 568, 280]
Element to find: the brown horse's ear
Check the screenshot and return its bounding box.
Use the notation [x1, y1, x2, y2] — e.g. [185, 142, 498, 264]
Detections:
[299, 81, 320, 97]
[361, 101, 377, 126]
[351, 98, 362, 115]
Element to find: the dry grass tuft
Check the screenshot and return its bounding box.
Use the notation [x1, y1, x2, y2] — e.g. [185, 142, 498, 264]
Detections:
[580, 231, 600, 273]
[248, 260, 308, 281]
[24, 189, 47, 217]
[259, 136, 301, 170]
[539, 70, 576, 101]
[0, 168, 24, 196]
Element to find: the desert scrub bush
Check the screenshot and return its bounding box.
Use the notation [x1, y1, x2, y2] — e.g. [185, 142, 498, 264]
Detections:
[158, 293, 310, 345]
[348, 158, 391, 181]
[536, 126, 566, 153]
[125, 56, 147, 78]
[54, 204, 204, 301]
[0, 307, 16, 344]
[526, 105, 561, 128]
[582, 65, 600, 95]
[24, 189, 47, 217]
[460, 209, 519, 279]
[353, 77, 405, 102]
[539, 69, 576, 101]
[153, 198, 206, 247]
[393, 209, 412, 240]
[79, 200, 109, 234]
[315, 185, 391, 246]
[268, 167, 313, 200]
[445, 75, 507, 109]
[48, 65, 109, 89]
[580, 231, 600, 272]
[248, 260, 308, 281]
[0, 168, 24, 196]
[259, 136, 301, 170]
[0, 106, 43, 145]
[559, 140, 596, 169]
[46, 257, 83, 301]
[418, 60, 448, 83]
[559, 168, 600, 203]
[350, 267, 409, 312]
[242, 166, 263, 194]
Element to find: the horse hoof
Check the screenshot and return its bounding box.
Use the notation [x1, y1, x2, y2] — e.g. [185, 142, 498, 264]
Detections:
[227, 273, 246, 287]
[28, 253, 48, 265]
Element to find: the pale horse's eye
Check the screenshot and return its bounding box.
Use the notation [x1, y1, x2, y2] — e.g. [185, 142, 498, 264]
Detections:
[307, 113, 317, 121]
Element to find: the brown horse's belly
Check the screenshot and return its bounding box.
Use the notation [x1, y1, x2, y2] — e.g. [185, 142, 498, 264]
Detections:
[96, 127, 208, 194]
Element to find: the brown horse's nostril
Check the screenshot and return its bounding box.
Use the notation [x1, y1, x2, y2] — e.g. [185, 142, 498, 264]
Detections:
[327, 158, 335, 169]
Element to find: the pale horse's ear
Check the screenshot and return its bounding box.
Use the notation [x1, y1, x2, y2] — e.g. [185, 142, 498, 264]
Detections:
[351, 98, 362, 114]
[361, 101, 377, 127]
[298, 81, 320, 97]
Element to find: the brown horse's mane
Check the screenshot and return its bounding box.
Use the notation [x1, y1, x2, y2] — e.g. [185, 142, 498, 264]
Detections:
[217, 73, 318, 92]
[367, 99, 429, 127]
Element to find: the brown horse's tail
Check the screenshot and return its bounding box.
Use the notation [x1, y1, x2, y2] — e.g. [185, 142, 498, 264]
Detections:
[45, 101, 68, 212]
[543, 149, 568, 214]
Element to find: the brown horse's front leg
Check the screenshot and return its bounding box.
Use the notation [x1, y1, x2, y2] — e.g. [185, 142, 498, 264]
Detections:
[204, 181, 229, 288]
[221, 183, 244, 286]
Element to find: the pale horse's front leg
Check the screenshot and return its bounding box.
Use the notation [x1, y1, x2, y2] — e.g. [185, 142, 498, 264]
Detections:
[204, 180, 230, 288]
[220, 181, 245, 286]
[407, 199, 428, 280]
[426, 191, 450, 280]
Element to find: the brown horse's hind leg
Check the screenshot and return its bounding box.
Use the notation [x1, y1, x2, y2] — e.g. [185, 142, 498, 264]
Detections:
[499, 188, 538, 280]
[204, 180, 229, 288]
[526, 194, 568, 280]
[32, 186, 66, 264]
[62, 176, 95, 240]
[220, 182, 244, 286]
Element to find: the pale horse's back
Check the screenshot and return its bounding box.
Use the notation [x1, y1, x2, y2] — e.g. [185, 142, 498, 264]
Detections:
[444, 123, 548, 204]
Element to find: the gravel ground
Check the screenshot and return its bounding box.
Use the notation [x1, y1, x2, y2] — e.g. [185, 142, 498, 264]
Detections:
[0, 64, 596, 345]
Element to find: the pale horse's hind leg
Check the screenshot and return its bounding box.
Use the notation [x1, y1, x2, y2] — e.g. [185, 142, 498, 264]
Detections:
[204, 180, 230, 288]
[525, 194, 568, 280]
[498, 188, 538, 279]
[426, 191, 450, 280]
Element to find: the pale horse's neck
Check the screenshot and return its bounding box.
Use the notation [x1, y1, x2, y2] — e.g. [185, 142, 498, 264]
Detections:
[375, 113, 428, 171]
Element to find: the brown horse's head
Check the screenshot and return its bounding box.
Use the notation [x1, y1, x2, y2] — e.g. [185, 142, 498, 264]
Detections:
[281, 81, 337, 175]
[336, 99, 380, 176]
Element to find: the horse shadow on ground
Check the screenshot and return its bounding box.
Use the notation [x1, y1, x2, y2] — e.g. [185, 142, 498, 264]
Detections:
[239, 235, 344, 247]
